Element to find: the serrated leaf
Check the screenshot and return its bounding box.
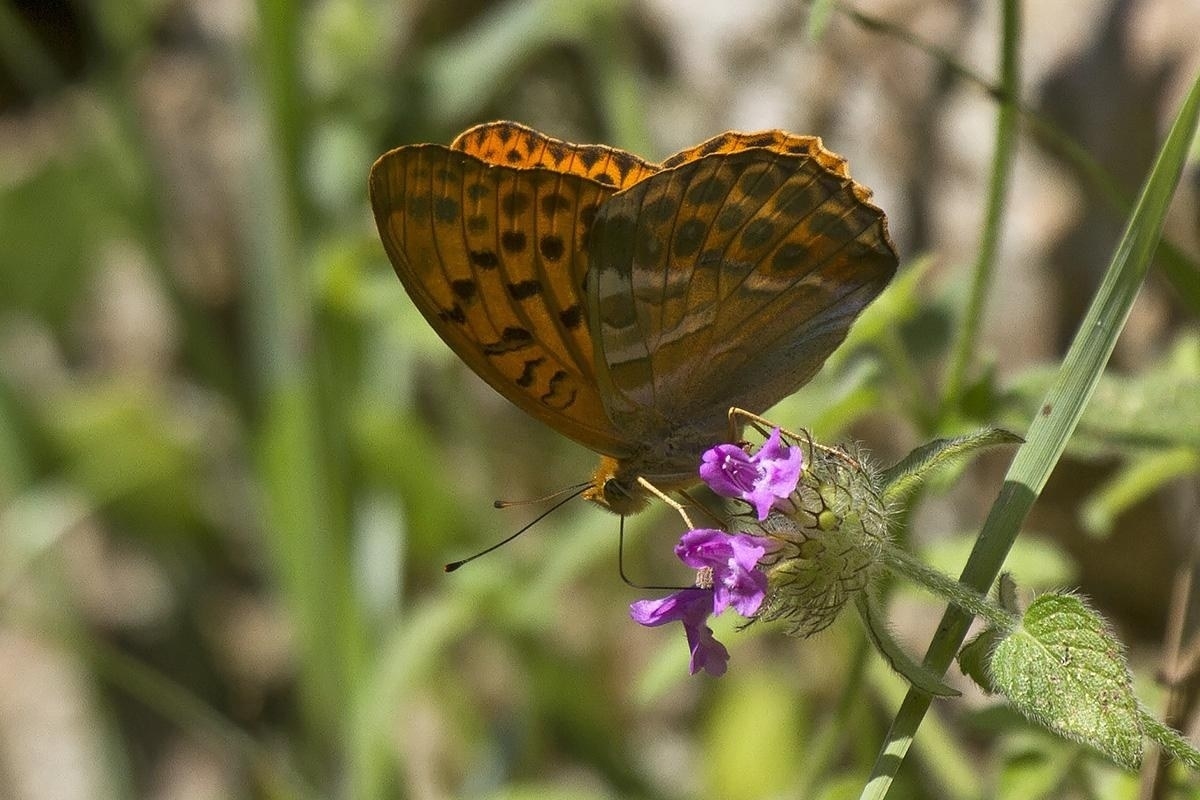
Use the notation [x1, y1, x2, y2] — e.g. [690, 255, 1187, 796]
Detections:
[880, 427, 1023, 505]
[989, 594, 1143, 770]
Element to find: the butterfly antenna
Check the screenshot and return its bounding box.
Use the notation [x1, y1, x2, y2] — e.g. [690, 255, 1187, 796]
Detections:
[492, 482, 589, 509]
[444, 484, 588, 572]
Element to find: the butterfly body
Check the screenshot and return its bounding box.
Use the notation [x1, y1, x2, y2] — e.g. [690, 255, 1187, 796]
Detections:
[370, 122, 897, 516]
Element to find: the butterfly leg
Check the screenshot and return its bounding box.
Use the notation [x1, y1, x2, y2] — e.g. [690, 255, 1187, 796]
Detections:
[726, 406, 811, 445]
[726, 407, 863, 470]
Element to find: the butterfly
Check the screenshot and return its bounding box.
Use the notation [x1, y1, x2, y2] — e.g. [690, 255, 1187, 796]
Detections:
[369, 121, 897, 516]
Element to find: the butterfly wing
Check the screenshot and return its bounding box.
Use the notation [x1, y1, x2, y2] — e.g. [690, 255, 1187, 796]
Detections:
[370, 131, 651, 457]
[585, 136, 897, 457]
[451, 121, 660, 187]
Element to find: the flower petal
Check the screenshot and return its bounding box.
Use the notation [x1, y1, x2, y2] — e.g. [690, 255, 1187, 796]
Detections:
[714, 566, 768, 616]
[674, 528, 731, 569]
[630, 588, 711, 627]
[700, 443, 757, 497]
[685, 621, 729, 676]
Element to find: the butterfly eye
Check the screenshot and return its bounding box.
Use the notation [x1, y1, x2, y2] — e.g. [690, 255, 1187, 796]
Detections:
[602, 475, 631, 504]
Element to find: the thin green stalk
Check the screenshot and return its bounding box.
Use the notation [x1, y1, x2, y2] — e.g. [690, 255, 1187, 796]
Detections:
[943, 0, 1020, 407]
[1141, 712, 1200, 772]
[878, 542, 1014, 630]
[859, 71, 1200, 800]
[864, 656, 984, 800]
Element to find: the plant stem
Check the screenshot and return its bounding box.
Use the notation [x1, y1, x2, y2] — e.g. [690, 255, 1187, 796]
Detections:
[1141, 711, 1200, 772]
[877, 542, 1016, 631]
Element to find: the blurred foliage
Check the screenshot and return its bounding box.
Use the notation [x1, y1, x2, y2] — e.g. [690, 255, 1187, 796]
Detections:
[0, 1, 1198, 799]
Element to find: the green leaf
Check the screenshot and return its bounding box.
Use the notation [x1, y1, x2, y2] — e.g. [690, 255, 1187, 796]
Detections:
[989, 594, 1143, 770]
[880, 427, 1023, 505]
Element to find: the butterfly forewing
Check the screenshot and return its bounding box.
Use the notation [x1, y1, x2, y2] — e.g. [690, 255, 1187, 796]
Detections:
[586, 144, 897, 449]
[370, 142, 636, 457]
[451, 121, 659, 188]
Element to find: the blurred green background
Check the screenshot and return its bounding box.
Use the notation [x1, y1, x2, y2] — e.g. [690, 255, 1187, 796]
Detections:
[1, 1, 1199, 798]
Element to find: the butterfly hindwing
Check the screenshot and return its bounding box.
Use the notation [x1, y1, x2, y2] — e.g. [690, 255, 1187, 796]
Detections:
[586, 141, 897, 445]
[370, 142, 637, 457]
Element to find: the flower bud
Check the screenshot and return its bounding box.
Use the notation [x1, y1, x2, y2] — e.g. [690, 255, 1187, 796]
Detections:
[752, 440, 890, 638]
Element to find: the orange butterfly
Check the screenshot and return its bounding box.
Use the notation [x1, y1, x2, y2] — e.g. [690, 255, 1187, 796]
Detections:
[369, 122, 897, 515]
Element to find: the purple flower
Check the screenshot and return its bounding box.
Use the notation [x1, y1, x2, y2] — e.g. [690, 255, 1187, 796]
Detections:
[630, 589, 729, 676]
[630, 530, 775, 676]
[675, 528, 772, 616]
[699, 427, 803, 520]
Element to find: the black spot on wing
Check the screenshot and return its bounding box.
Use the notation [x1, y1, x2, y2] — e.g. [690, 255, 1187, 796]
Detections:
[438, 304, 467, 324]
[507, 279, 542, 300]
[501, 230, 527, 253]
[501, 191, 531, 216]
[610, 149, 637, 180]
[469, 250, 499, 268]
[771, 242, 809, 272]
[516, 357, 545, 388]
[541, 369, 577, 410]
[434, 197, 460, 223]
[539, 234, 565, 261]
[541, 193, 571, 215]
[741, 218, 776, 249]
[451, 279, 477, 300]
[673, 218, 707, 258]
[686, 176, 731, 206]
[559, 303, 584, 329]
[482, 326, 534, 355]
[406, 195, 431, 220]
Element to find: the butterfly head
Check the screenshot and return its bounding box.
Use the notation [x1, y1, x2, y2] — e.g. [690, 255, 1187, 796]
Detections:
[582, 455, 701, 516]
[582, 456, 652, 516]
